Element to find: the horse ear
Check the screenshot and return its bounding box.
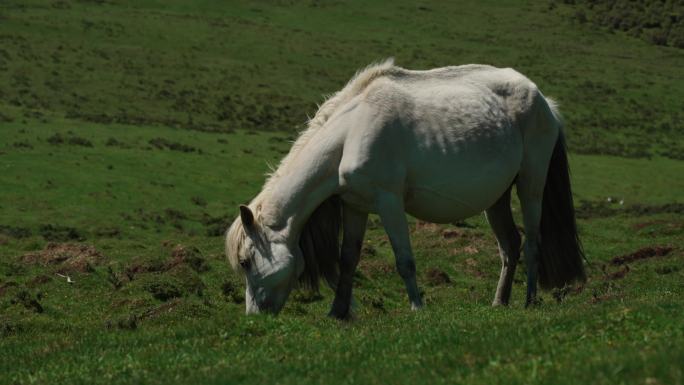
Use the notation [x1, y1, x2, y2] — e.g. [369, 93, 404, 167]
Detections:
[239, 205, 255, 229]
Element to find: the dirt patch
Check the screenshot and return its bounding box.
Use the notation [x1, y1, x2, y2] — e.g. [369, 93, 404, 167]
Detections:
[452, 246, 480, 256]
[125, 244, 209, 279]
[462, 258, 486, 278]
[425, 267, 451, 286]
[414, 221, 440, 233]
[358, 259, 395, 278]
[602, 264, 630, 280]
[168, 245, 209, 272]
[21, 243, 105, 273]
[611, 246, 673, 265]
[124, 258, 165, 279]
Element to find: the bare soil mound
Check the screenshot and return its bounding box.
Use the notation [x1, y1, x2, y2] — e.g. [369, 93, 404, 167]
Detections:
[124, 244, 208, 279]
[425, 268, 451, 286]
[611, 246, 673, 265]
[21, 243, 106, 273]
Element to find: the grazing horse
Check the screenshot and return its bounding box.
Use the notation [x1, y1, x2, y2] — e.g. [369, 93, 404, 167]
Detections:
[226, 59, 585, 318]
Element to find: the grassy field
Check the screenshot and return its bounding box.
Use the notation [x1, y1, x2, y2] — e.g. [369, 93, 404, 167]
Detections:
[1, 1, 683, 384]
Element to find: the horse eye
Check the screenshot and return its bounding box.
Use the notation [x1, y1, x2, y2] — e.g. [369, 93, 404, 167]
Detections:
[239, 259, 251, 270]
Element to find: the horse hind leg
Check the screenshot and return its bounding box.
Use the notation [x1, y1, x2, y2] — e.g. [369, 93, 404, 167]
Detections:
[516, 169, 546, 307]
[485, 186, 521, 306]
[516, 134, 558, 306]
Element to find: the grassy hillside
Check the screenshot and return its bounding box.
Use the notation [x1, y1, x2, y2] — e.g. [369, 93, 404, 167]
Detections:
[1, 0, 683, 157]
[1, 121, 682, 385]
[1, 1, 683, 385]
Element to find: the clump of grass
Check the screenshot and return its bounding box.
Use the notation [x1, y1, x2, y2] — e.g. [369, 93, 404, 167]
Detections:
[148, 137, 200, 153]
[38, 224, 84, 242]
[46, 133, 93, 147]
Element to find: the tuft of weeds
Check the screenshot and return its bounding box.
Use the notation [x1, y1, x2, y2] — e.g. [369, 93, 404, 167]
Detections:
[10, 290, 44, 313]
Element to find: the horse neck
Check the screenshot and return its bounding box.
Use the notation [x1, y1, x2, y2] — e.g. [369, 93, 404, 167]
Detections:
[257, 129, 344, 242]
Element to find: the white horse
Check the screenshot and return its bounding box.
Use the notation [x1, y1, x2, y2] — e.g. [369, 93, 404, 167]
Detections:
[226, 59, 585, 318]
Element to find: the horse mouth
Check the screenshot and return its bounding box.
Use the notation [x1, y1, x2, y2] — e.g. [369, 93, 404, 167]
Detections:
[246, 295, 282, 315]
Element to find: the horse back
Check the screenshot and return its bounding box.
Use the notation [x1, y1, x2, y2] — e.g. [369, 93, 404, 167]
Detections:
[336, 66, 537, 220]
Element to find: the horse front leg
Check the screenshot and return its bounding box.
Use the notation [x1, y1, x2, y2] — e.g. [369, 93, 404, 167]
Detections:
[376, 192, 423, 310]
[328, 205, 368, 319]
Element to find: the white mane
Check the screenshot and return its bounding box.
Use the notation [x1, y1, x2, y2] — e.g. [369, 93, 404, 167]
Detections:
[257, 58, 396, 203]
[226, 58, 396, 271]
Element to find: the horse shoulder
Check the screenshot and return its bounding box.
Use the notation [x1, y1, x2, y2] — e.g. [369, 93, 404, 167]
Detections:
[335, 83, 411, 196]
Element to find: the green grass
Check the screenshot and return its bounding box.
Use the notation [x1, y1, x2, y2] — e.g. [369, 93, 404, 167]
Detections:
[1, 121, 682, 385]
[1, 0, 683, 157]
[1, 1, 683, 384]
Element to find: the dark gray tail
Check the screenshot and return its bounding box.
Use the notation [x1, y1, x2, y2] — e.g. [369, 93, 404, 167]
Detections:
[538, 133, 586, 290]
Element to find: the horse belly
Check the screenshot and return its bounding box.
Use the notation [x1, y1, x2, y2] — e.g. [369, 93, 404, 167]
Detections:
[404, 180, 510, 223]
[404, 142, 522, 223]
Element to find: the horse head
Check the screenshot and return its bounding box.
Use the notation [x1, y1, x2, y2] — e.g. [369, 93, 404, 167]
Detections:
[226, 205, 304, 314]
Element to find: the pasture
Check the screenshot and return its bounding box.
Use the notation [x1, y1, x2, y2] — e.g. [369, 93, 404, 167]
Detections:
[1, 1, 683, 384]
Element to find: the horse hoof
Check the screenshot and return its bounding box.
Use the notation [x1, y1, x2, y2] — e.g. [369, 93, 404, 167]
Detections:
[525, 297, 542, 308]
[327, 307, 353, 320]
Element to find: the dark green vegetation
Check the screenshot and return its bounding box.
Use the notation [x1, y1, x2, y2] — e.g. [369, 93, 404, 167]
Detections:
[563, 0, 684, 48]
[1, 1, 683, 384]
